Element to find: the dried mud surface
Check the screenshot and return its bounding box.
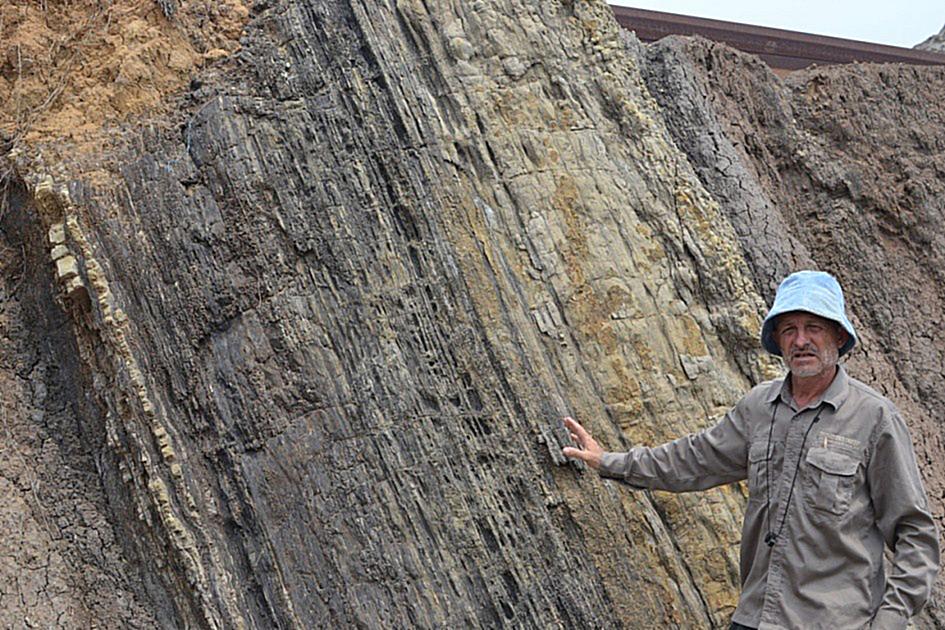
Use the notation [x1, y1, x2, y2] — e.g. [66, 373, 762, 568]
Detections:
[0, 181, 161, 628]
[1, 1, 943, 628]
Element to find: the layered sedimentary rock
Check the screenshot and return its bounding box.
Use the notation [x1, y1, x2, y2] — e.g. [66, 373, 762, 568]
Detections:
[1, 1, 943, 628]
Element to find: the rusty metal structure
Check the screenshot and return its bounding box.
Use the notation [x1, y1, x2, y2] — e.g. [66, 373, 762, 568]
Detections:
[611, 6, 945, 71]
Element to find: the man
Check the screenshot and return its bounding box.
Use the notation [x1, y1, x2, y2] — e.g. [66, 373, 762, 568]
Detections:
[562, 271, 940, 629]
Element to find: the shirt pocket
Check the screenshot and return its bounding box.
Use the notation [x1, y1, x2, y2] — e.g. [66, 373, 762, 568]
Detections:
[803, 447, 859, 516]
[747, 441, 771, 501]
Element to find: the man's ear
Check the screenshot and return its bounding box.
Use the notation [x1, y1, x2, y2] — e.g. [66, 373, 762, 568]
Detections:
[835, 324, 849, 349]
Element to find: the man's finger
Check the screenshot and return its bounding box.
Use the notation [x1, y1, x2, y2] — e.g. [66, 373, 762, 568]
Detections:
[563, 416, 591, 441]
[562, 446, 591, 461]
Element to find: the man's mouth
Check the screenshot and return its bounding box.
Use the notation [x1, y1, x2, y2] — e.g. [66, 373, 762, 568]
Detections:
[791, 351, 818, 360]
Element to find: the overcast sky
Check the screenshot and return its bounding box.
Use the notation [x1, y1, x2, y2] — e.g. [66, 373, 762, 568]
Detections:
[609, 1, 945, 48]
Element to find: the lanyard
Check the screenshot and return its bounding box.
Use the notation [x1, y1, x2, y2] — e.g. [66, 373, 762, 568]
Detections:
[764, 401, 825, 547]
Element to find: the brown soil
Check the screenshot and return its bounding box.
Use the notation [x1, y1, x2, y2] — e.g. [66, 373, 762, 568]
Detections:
[0, 0, 249, 170]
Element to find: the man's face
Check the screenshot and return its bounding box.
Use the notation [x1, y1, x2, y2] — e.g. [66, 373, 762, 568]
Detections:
[775, 312, 847, 378]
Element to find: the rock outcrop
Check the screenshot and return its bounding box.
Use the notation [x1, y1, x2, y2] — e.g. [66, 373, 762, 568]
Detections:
[917, 25, 945, 52]
[1, 1, 943, 628]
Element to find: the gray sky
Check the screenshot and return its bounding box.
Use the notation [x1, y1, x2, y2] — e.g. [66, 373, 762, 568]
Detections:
[609, 1, 945, 48]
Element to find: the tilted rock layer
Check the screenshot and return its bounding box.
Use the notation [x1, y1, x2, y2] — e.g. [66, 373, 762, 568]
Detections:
[1, 1, 942, 628]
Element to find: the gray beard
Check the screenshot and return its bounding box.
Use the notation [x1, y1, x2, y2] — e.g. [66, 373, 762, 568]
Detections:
[786, 344, 839, 378]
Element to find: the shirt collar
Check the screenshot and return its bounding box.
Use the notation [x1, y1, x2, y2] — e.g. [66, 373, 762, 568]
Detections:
[820, 365, 850, 409]
[764, 377, 785, 405]
[763, 364, 850, 410]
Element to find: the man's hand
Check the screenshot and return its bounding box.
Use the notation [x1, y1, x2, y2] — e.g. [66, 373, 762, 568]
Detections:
[561, 416, 603, 469]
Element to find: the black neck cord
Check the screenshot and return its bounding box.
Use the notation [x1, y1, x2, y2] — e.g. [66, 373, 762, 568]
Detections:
[763, 403, 777, 546]
[764, 401, 825, 547]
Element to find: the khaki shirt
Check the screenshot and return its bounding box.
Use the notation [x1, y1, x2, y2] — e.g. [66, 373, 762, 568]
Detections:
[599, 366, 940, 629]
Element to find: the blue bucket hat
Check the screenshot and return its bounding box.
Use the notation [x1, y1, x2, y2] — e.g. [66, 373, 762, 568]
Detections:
[761, 271, 857, 357]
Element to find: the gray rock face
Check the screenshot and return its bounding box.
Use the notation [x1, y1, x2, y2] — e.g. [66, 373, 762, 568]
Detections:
[916, 24, 945, 52]
[1, 1, 943, 628]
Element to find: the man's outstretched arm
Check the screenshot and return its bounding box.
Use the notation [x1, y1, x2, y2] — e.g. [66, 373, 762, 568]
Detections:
[561, 409, 750, 492]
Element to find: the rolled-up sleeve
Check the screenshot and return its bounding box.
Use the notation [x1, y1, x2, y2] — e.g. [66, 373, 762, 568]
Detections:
[867, 410, 940, 626]
[597, 402, 750, 492]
